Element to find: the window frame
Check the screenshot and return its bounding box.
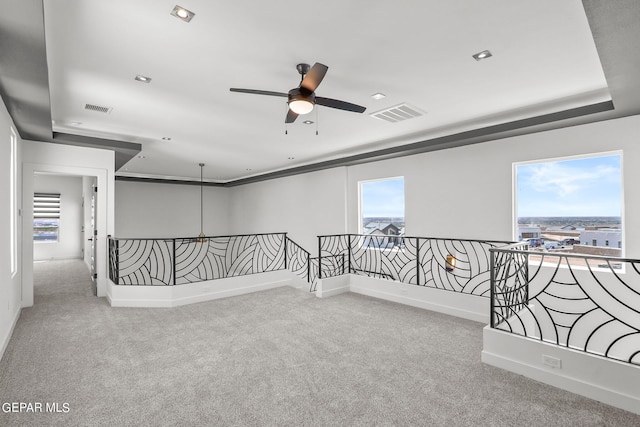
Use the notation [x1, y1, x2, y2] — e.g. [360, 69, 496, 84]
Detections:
[33, 192, 61, 243]
[513, 151, 624, 270]
[357, 176, 405, 238]
[10, 128, 17, 276]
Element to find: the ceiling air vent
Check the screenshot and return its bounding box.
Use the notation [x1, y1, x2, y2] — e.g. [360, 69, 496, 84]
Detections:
[84, 103, 113, 114]
[370, 103, 424, 123]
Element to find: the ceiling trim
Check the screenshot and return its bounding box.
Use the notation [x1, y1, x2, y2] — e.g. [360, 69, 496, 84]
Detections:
[0, 0, 141, 170]
[115, 175, 226, 187]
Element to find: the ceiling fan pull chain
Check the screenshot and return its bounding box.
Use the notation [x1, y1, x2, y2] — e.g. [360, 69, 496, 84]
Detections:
[316, 107, 319, 135]
[285, 103, 289, 134]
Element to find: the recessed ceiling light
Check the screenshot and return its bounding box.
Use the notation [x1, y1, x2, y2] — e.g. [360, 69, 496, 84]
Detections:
[68, 121, 82, 126]
[162, 137, 172, 141]
[171, 5, 195, 22]
[135, 75, 152, 83]
[472, 50, 492, 61]
[303, 120, 314, 125]
[371, 93, 386, 100]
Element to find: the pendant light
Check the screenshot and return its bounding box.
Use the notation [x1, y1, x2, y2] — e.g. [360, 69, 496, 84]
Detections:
[197, 163, 207, 243]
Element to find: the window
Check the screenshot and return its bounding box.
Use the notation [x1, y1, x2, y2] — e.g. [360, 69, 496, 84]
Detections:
[515, 152, 622, 256]
[10, 129, 17, 275]
[359, 177, 405, 247]
[34, 193, 61, 242]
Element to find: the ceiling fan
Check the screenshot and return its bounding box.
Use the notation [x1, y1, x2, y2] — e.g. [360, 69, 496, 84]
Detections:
[230, 62, 366, 123]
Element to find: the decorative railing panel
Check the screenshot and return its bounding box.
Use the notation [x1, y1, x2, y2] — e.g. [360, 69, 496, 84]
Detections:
[109, 233, 287, 286]
[286, 237, 312, 289]
[490, 247, 640, 366]
[118, 239, 174, 286]
[318, 234, 513, 296]
[418, 239, 504, 295]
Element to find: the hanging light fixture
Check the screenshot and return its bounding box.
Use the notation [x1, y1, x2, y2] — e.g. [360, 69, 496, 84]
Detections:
[197, 163, 207, 243]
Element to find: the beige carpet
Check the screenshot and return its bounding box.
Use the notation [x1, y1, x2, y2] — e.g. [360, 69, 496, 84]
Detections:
[1, 259, 639, 426]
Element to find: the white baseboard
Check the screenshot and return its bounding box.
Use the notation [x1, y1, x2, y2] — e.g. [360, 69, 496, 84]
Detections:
[319, 274, 489, 323]
[0, 307, 21, 362]
[316, 275, 350, 298]
[107, 270, 293, 308]
[482, 326, 640, 415]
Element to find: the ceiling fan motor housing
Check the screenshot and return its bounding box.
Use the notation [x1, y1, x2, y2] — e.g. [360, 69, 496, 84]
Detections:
[288, 87, 315, 104]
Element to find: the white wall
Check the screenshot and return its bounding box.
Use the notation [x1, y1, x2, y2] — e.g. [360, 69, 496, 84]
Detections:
[22, 140, 114, 304]
[112, 116, 640, 258]
[346, 115, 640, 257]
[114, 181, 230, 238]
[228, 167, 348, 255]
[0, 97, 22, 361]
[33, 174, 83, 261]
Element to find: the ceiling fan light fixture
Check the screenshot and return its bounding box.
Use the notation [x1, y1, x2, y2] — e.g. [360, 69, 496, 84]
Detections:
[289, 99, 314, 115]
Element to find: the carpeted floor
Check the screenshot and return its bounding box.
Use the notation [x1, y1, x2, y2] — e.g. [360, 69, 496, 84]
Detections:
[1, 259, 639, 426]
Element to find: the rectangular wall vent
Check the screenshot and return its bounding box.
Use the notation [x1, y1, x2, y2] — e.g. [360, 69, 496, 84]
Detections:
[84, 103, 113, 114]
[370, 103, 424, 123]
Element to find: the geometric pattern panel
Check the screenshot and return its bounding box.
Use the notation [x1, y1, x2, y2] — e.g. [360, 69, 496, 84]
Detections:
[110, 233, 286, 286]
[318, 234, 510, 297]
[117, 239, 174, 286]
[285, 237, 313, 290]
[174, 234, 285, 284]
[492, 249, 640, 366]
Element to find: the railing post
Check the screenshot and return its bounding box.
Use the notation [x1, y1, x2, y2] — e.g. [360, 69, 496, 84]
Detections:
[318, 236, 322, 279]
[489, 248, 495, 328]
[284, 233, 288, 270]
[307, 252, 311, 283]
[115, 238, 120, 285]
[173, 239, 177, 286]
[525, 251, 529, 304]
[415, 237, 420, 286]
[347, 235, 352, 274]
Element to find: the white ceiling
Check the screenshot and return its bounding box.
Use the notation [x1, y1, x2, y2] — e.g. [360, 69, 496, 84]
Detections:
[42, 0, 609, 182]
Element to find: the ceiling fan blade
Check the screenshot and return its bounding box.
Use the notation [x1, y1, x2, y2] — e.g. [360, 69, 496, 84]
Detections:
[229, 88, 288, 97]
[316, 97, 366, 113]
[285, 109, 298, 123]
[300, 63, 328, 92]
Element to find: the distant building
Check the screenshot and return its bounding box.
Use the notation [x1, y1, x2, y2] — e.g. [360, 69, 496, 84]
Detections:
[580, 229, 622, 249]
[363, 222, 400, 236]
[547, 225, 582, 231]
[362, 222, 401, 248]
[518, 226, 541, 241]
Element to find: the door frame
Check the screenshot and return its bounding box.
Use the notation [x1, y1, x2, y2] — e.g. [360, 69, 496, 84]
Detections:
[22, 163, 110, 307]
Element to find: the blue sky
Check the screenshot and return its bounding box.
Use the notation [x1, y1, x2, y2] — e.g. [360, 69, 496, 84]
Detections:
[516, 154, 621, 217]
[361, 178, 405, 217]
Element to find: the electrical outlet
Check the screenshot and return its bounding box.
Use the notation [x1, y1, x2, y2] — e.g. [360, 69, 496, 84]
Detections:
[542, 354, 562, 369]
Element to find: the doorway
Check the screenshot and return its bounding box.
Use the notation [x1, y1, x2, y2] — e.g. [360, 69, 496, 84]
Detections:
[23, 162, 109, 308]
[31, 173, 99, 298]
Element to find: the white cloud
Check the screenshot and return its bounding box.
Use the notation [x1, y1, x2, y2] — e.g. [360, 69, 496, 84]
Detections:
[524, 162, 619, 198]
